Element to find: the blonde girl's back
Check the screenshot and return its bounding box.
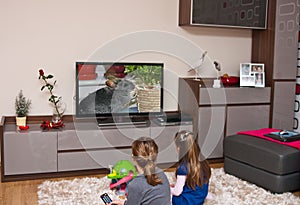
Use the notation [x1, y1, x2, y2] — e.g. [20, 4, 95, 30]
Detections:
[125, 137, 171, 205]
[132, 137, 162, 186]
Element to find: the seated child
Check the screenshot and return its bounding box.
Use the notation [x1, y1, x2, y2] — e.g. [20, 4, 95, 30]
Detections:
[171, 131, 211, 205]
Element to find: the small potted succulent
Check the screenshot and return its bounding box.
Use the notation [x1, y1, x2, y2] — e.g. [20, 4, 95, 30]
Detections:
[15, 90, 31, 126]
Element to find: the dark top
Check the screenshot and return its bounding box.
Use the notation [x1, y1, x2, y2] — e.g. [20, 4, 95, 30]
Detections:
[124, 168, 171, 205]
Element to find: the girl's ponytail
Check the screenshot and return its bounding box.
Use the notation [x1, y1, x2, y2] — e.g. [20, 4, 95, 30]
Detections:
[132, 137, 162, 186]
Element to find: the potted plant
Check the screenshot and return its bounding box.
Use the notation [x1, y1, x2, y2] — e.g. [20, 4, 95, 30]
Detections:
[15, 90, 31, 126]
[124, 65, 162, 112]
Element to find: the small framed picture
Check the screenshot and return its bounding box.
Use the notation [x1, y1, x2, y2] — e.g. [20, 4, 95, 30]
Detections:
[240, 75, 255, 86]
[251, 64, 264, 73]
[240, 63, 251, 76]
[254, 72, 265, 87]
[240, 63, 265, 87]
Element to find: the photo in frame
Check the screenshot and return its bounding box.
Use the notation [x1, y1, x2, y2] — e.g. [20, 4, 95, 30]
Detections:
[240, 63, 265, 87]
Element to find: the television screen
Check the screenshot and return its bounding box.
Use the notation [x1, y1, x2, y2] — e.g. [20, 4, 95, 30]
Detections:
[191, 0, 268, 29]
[75, 62, 164, 121]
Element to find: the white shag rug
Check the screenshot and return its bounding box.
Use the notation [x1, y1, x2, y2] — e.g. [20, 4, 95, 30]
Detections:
[37, 168, 300, 205]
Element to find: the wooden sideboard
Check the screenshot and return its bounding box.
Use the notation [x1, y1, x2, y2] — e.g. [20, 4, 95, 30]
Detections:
[178, 78, 271, 159]
[1, 115, 192, 182]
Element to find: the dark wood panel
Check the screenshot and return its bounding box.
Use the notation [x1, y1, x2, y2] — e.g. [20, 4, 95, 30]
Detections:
[251, 0, 277, 87]
[178, 0, 192, 26]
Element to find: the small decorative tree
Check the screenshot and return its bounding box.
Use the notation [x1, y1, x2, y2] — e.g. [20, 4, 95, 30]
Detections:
[15, 90, 31, 126]
[15, 90, 31, 117]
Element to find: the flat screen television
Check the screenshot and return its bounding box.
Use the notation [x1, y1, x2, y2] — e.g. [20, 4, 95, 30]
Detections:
[75, 61, 164, 124]
[191, 0, 268, 29]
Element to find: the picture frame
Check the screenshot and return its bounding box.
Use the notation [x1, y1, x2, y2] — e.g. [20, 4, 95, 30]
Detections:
[254, 72, 265, 87]
[251, 64, 264, 73]
[240, 63, 265, 87]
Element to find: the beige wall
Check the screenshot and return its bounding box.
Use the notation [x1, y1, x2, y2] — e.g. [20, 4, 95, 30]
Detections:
[0, 0, 252, 117]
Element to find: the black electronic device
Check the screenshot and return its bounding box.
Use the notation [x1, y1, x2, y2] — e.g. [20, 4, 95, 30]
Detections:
[100, 193, 115, 205]
[154, 112, 193, 126]
[264, 130, 300, 142]
[191, 0, 268, 29]
[75, 62, 164, 125]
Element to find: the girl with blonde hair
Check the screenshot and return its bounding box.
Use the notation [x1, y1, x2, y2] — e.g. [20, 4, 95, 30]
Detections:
[109, 137, 171, 205]
[171, 131, 211, 205]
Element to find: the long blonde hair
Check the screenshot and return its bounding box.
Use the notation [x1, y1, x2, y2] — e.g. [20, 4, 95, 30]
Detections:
[132, 137, 162, 186]
[174, 130, 211, 189]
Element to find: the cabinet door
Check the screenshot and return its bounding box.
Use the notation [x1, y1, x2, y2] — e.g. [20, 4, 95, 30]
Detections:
[198, 106, 226, 159]
[226, 105, 270, 136]
[272, 82, 296, 130]
[151, 124, 192, 165]
[4, 131, 57, 175]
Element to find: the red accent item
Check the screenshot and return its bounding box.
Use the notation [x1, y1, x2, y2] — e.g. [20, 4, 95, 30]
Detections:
[78, 65, 97, 80]
[78, 65, 96, 74]
[109, 171, 134, 189]
[19, 125, 29, 130]
[241, 11, 245, 19]
[220, 76, 239, 86]
[40, 120, 64, 130]
[107, 65, 125, 73]
[104, 65, 126, 79]
[296, 84, 300, 95]
[237, 128, 300, 150]
[78, 73, 98, 80]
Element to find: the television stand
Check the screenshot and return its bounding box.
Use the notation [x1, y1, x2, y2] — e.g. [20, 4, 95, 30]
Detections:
[1, 114, 193, 182]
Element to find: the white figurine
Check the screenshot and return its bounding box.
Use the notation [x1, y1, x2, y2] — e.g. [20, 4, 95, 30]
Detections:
[189, 51, 208, 80]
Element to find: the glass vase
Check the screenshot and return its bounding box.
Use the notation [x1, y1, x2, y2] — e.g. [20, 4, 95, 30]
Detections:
[52, 101, 66, 124]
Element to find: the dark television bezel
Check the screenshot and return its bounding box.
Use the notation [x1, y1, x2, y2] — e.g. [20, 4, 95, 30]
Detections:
[190, 0, 268, 30]
[75, 61, 164, 119]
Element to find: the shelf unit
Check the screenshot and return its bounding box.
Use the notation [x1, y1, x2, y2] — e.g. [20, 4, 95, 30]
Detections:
[0, 114, 192, 182]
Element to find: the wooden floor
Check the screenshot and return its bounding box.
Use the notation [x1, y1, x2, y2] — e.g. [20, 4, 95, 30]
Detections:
[0, 163, 299, 205]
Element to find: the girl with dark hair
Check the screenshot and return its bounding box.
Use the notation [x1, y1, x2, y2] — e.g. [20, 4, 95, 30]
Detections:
[109, 137, 171, 205]
[171, 131, 211, 205]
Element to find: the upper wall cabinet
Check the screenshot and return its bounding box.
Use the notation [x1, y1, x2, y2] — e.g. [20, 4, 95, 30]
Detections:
[179, 0, 268, 29]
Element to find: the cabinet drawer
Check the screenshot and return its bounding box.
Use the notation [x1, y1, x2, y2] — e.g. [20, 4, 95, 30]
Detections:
[4, 132, 57, 175]
[199, 87, 271, 105]
[58, 126, 149, 150]
[58, 149, 131, 171]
